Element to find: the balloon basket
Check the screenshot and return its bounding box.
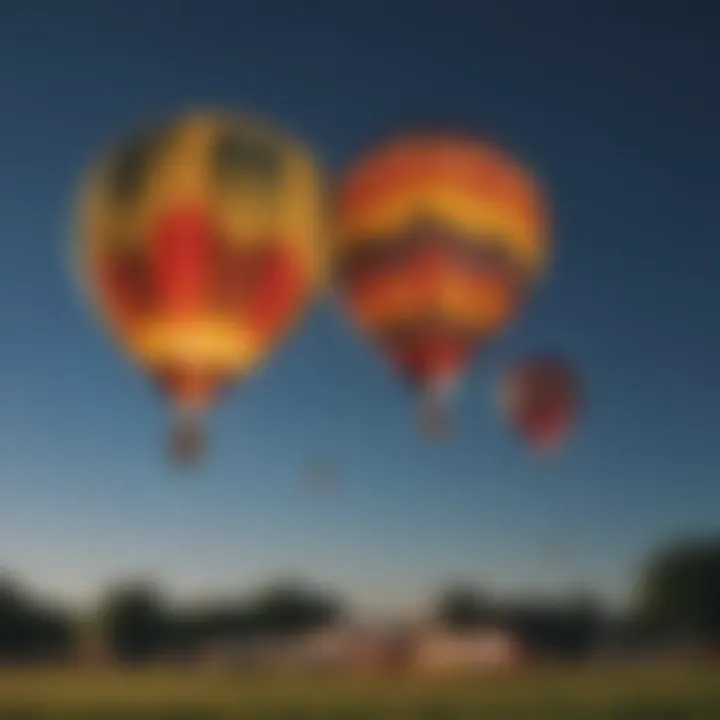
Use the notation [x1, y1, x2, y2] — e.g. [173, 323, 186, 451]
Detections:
[418, 393, 453, 441]
[169, 414, 205, 465]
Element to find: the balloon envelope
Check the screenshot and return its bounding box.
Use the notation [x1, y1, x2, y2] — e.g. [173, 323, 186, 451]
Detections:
[76, 111, 324, 459]
[500, 357, 580, 453]
[334, 131, 549, 435]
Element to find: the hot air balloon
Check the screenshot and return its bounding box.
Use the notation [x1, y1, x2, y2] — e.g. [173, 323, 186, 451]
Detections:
[306, 458, 338, 497]
[333, 132, 549, 437]
[76, 111, 324, 461]
[500, 357, 580, 453]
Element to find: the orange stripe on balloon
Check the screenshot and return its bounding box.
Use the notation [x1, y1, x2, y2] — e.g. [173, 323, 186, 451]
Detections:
[337, 140, 543, 244]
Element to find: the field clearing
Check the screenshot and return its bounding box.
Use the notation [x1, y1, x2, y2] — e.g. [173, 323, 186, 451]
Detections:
[0, 664, 718, 717]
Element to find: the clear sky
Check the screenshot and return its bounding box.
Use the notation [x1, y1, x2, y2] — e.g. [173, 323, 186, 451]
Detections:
[0, 1, 718, 614]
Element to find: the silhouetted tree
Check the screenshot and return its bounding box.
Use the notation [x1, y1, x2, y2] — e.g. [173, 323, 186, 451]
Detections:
[247, 581, 343, 636]
[0, 576, 28, 659]
[177, 602, 254, 649]
[0, 574, 75, 661]
[98, 581, 170, 663]
[435, 585, 495, 629]
[636, 535, 720, 643]
[433, 582, 606, 659]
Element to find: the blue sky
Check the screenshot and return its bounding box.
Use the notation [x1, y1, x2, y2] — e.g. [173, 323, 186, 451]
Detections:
[0, 1, 718, 613]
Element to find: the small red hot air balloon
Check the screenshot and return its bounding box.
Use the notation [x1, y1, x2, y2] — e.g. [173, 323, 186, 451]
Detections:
[500, 357, 580, 453]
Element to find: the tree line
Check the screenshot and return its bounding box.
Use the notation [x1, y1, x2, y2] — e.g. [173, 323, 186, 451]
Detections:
[0, 534, 718, 664]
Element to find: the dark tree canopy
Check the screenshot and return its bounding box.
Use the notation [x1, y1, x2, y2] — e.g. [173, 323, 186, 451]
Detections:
[98, 581, 170, 663]
[0, 575, 75, 661]
[637, 536, 720, 642]
[435, 585, 495, 629]
[247, 581, 343, 636]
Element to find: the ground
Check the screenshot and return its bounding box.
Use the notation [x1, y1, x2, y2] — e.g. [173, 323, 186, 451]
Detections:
[0, 664, 718, 717]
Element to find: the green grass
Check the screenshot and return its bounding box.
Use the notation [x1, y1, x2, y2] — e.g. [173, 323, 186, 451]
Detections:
[0, 665, 718, 717]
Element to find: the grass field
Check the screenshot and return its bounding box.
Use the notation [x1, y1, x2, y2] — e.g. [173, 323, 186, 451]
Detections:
[0, 665, 718, 718]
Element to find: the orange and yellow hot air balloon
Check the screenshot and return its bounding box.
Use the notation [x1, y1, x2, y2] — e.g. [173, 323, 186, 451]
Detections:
[77, 111, 324, 461]
[334, 131, 549, 437]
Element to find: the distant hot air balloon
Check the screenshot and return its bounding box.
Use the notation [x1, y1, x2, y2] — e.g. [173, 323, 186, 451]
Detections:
[306, 458, 338, 497]
[500, 357, 580, 453]
[76, 111, 324, 462]
[333, 131, 549, 437]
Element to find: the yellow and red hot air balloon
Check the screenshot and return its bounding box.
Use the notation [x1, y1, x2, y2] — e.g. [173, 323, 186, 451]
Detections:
[333, 131, 549, 437]
[77, 111, 324, 461]
[500, 357, 580, 454]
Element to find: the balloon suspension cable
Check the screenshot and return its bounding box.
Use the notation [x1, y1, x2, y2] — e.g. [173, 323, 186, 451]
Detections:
[169, 406, 206, 465]
[418, 376, 458, 441]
